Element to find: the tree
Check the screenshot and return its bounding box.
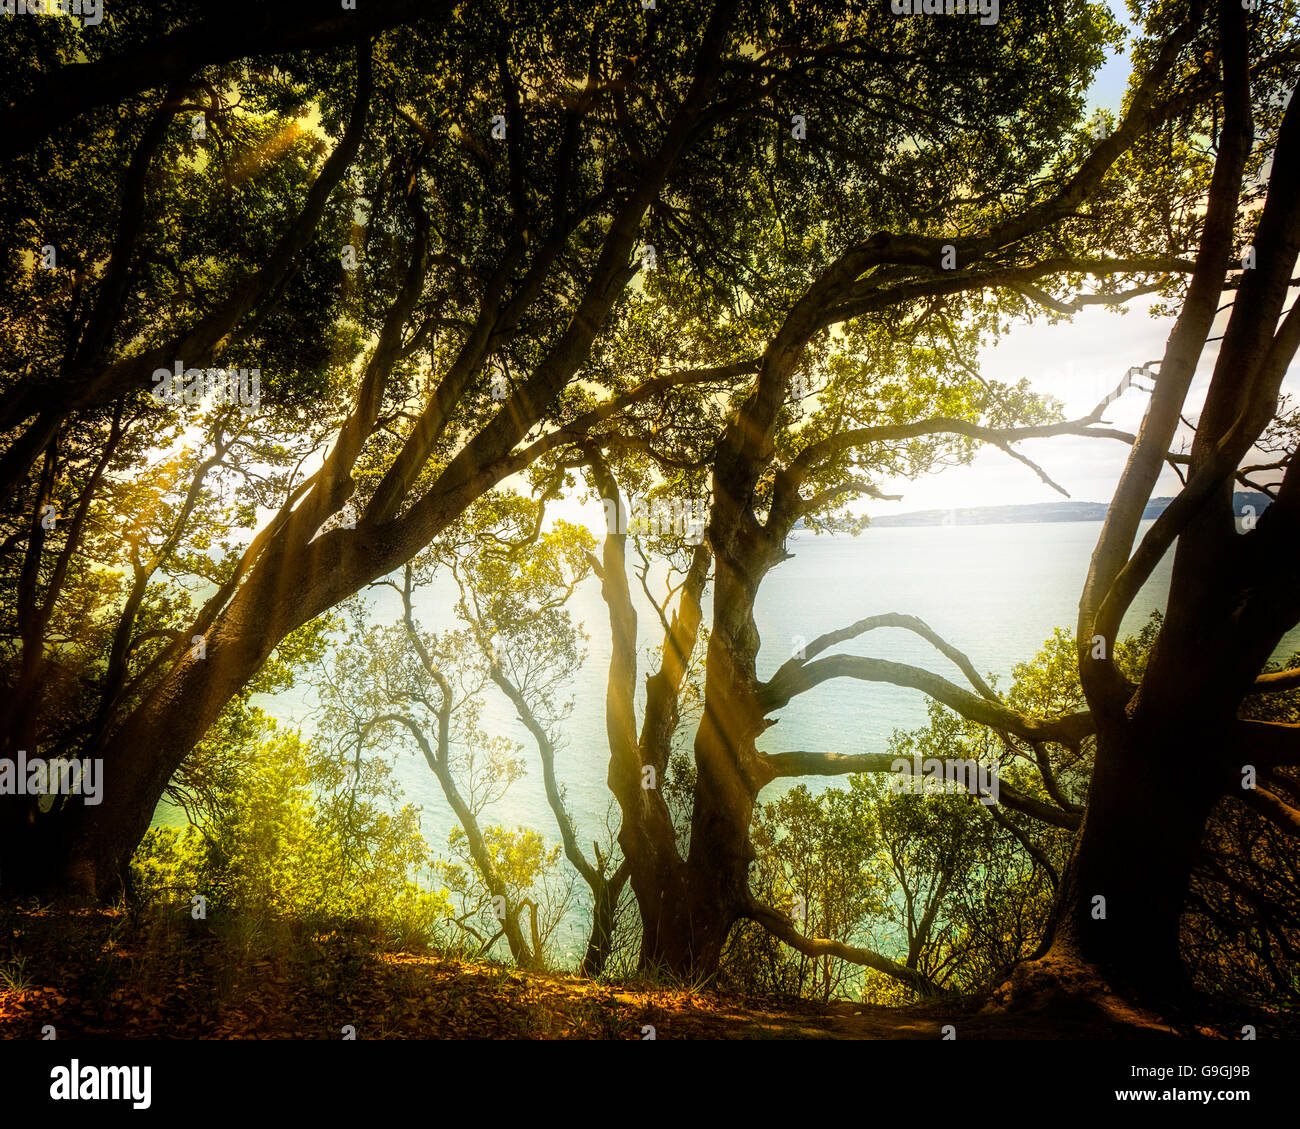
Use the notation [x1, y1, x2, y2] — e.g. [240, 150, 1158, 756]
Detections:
[312, 503, 635, 974]
[4, 9, 1294, 1029]
[1, 0, 812, 896]
[1044, 0, 1300, 1003]
[131, 713, 446, 930]
[1185, 652, 1300, 1008]
[558, 0, 1300, 979]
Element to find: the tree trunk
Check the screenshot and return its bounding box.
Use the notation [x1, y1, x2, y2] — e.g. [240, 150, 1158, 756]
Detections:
[1041, 712, 1230, 1002]
[2, 509, 344, 898]
[578, 873, 623, 978]
[635, 550, 772, 978]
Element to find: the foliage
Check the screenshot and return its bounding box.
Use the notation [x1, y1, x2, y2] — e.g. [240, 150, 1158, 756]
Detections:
[720, 623, 1149, 1003]
[438, 825, 577, 966]
[1188, 652, 1300, 1009]
[132, 717, 450, 946]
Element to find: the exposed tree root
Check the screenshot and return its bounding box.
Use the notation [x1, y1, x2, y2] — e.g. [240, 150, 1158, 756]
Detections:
[982, 955, 1227, 1038]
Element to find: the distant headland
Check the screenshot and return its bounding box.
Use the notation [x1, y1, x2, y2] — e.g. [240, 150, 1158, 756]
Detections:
[859, 491, 1273, 528]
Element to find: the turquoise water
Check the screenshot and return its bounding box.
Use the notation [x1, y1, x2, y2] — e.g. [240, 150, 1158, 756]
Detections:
[155, 519, 1300, 960]
[264, 519, 1299, 837]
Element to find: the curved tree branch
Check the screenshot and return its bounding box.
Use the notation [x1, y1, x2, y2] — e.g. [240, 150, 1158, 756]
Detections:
[759, 653, 1093, 747]
[744, 900, 943, 996]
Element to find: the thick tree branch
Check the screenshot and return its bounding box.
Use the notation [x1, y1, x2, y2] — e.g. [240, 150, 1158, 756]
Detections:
[1252, 668, 1300, 693]
[766, 611, 1001, 703]
[744, 900, 942, 995]
[0, 0, 437, 159]
[1078, 0, 1254, 700]
[760, 750, 1080, 830]
[759, 653, 1094, 746]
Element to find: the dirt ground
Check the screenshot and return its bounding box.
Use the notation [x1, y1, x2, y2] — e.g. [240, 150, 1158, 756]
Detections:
[0, 905, 1281, 1040]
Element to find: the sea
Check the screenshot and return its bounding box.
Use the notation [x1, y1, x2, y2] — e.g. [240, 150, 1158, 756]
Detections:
[153, 518, 1300, 963]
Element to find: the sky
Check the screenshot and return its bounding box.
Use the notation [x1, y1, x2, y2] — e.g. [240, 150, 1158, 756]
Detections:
[247, 4, 1297, 539]
[552, 8, 1298, 531]
[860, 298, 1237, 516]
[858, 7, 1298, 517]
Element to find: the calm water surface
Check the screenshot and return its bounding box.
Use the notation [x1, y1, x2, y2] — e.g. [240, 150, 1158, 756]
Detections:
[156, 519, 1300, 960]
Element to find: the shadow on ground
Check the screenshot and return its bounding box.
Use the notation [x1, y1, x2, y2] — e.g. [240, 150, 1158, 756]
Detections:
[0, 905, 1283, 1040]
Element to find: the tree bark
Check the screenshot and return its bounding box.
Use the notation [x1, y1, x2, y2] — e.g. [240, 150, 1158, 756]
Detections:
[1044, 714, 1231, 1000]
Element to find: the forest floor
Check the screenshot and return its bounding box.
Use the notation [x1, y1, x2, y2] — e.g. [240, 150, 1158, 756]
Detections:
[0, 905, 1284, 1040]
